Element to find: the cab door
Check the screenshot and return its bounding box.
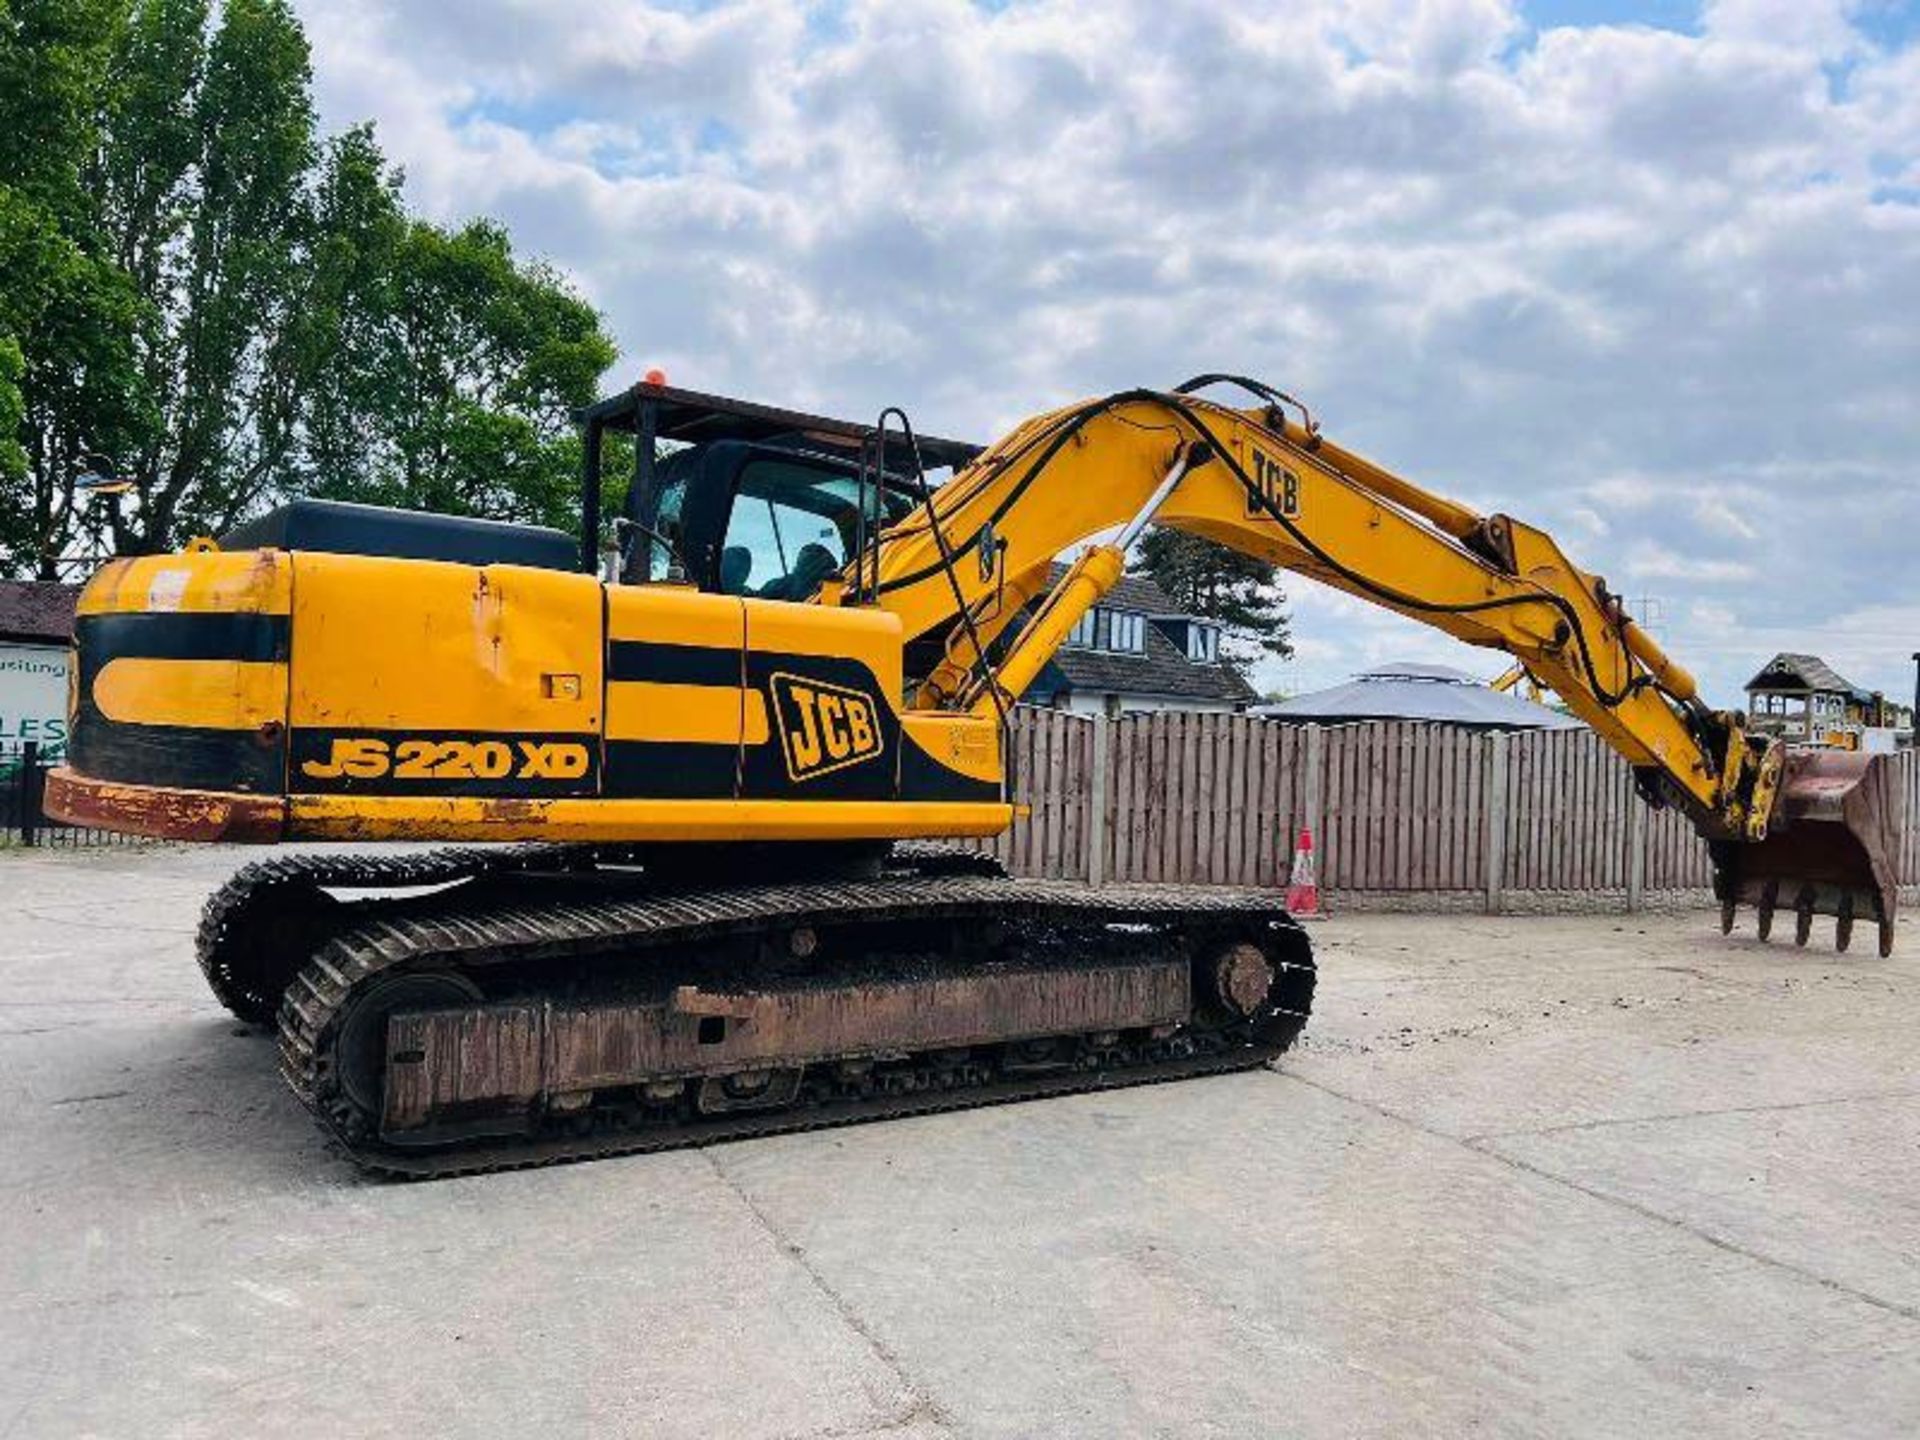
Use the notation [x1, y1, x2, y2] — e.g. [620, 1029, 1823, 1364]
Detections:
[619, 441, 906, 802]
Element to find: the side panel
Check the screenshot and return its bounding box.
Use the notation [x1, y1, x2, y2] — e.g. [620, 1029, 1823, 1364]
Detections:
[57, 547, 1016, 844]
[743, 600, 902, 801]
[281, 586, 1014, 840]
[67, 550, 292, 794]
[286, 554, 602, 797]
[899, 713, 1003, 804]
[605, 587, 749, 799]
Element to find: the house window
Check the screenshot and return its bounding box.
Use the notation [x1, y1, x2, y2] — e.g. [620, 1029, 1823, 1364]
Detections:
[1186, 624, 1220, 664]
[1066, 606, 1145, 654]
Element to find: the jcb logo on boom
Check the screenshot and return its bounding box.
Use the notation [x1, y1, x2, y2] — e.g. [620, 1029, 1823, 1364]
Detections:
[770, 674, 883, 782]
[1246, 450, 1301, 520]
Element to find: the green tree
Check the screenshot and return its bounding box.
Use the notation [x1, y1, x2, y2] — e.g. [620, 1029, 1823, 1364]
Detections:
[1, 0, 618, 577]
[294, 125, 407, 504]
[99, 0, 317, 553]
[0, 337, 24, 487]
[393, 219, 613, 531]
[0, 0, 142, 576]
[301, 196, 615, 532]
[1131, 530, 1294, 671]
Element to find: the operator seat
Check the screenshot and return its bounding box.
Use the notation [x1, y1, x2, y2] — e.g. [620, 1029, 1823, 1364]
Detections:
[719, 546, 753, 595]
[758, 543, 839, 601]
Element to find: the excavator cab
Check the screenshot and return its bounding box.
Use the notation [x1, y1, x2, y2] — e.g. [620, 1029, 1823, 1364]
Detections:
[626, 441, 918, 598]
[574, 379, 981, 594]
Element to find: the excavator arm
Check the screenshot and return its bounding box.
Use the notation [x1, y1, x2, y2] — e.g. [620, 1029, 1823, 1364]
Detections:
[858, 376, 1899, 952]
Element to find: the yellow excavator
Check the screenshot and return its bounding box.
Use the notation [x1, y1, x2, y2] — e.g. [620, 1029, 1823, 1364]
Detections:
[47, 375, 1901, 1175]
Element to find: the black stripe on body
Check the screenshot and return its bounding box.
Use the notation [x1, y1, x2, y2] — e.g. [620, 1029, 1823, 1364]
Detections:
[602, 637, 998, 806]
[607, 641, 741, 687]
[68, 718, 285, 794]
[742, 652, 897, 800]
[74, 611, 289, 664]
[898, 732, 1001, 804]
[287, 730, 600, 797]
[603, 741, 741, 799]
[603, 640, 742, 798]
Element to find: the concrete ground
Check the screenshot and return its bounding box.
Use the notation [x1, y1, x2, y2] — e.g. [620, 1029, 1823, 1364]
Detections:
[2, 846, 1917, 1440]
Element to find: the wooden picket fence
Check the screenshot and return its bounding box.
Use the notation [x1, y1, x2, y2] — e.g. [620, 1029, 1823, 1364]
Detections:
[977, 708, 1920, 906]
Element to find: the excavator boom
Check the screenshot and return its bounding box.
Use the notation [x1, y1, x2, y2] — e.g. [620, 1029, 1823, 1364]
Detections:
[864, 377, 1898, 953]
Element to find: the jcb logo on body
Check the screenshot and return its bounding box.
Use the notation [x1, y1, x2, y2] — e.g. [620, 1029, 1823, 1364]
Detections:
[770, 673, 883, 781]
[1247, 450, 1301, 519]
[299, 736, 591, 782]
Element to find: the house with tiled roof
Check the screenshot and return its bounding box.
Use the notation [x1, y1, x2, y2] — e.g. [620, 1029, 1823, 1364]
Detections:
[0, 580, 78, 646]
[1021, 565, 1259, 717]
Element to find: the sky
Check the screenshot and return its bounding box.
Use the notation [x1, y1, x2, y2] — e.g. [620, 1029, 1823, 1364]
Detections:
[293, 0, 1920, 706]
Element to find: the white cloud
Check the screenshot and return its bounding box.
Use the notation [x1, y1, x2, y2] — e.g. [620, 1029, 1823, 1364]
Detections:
[1702, 0, 1863, 57]
[292, 0, 1920, 705]
[1691, 492, 1761, 542]
[1626, 541, 1756, 585]
[1568, 505, 1610, 538]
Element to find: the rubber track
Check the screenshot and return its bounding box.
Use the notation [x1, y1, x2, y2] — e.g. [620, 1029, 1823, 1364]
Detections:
[276, 872, 1307, 1179]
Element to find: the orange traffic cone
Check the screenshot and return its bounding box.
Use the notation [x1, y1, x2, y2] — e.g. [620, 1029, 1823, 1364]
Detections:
[1285, 825, 1322, 919]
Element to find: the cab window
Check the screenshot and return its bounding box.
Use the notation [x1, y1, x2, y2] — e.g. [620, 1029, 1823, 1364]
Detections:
[632, 445, 698, 584]
[720, 459, 912, 601]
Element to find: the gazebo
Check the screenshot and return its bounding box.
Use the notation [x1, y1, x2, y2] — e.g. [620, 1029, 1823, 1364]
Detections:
[1253, 662, 1583, 731]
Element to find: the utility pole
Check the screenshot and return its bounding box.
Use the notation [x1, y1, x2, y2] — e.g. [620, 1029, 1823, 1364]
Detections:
[1910, 652, 1919, 744]
[1629, 595, 1666, 645]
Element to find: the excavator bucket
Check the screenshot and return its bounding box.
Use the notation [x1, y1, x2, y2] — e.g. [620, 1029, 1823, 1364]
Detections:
[1716, 750, 1903, 956]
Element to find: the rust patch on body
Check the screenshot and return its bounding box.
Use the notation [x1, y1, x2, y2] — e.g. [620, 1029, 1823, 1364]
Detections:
[43, 767, 285, 842]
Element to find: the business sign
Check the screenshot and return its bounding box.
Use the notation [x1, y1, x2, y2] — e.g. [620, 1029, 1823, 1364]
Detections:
[0, 642, 71, 756]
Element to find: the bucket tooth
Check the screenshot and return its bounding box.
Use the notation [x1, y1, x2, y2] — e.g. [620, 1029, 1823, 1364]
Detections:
[1794, 888, 1814, 948]
[1836, 894, 1855, 954]
[1757, 881, 1778, 942]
